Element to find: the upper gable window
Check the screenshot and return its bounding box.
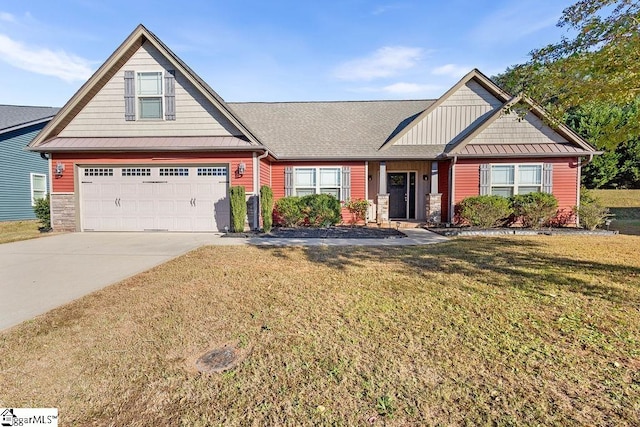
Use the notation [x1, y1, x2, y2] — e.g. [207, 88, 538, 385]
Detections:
[137, 72, 163, 120]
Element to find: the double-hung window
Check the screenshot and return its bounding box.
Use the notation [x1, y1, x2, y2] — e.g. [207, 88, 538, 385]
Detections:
[137, 72, 163, 119]
[30, 173, 47, 206]
[491, 164, 542, 196]
[294, 167, 342, 199]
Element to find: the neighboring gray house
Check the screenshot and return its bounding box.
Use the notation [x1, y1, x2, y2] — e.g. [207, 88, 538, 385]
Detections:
[0, 105, 59, 221]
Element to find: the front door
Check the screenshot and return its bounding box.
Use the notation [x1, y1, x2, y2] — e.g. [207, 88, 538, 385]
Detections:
[388, 172, 407, 218]
[387, 172, 416, 219]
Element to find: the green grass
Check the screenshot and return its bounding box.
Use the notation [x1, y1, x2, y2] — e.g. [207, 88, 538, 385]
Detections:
[0, 220, 49, 244]
[589, 189, 640, 235]
[1, 237, 639, 425]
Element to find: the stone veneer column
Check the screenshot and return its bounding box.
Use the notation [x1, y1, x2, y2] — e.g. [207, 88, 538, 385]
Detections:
[376, 193, 389, 224]
[50, 193, 76, 231]
[425, 193, 442, 224]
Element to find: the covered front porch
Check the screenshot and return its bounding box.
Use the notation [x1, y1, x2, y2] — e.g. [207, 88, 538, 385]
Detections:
[366, 160, 444, 224]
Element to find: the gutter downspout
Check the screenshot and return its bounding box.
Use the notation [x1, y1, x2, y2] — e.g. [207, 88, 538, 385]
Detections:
[254, 150, 269, 230]
[448, 155, 458, 224]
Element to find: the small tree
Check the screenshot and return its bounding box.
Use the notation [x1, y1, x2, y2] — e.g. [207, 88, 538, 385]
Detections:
[574, 188, 611, 230]
[33, 195, 51, 230]
[344, 198, 369, 225]
[260, 185, 274, 233]
[458, 195, 512, 228]
[229, 186, 246, 232]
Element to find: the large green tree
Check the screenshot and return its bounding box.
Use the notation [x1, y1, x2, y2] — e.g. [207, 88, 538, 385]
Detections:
[495, 0, 640, 147]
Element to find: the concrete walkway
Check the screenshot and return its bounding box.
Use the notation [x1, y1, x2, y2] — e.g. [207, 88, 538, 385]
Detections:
[1, 228, 446, 330]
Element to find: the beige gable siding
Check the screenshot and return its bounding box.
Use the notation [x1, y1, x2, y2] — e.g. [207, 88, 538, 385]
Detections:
[396, 80, 502, 146]
[60, 42, 242, 138]
[470, 111, 569, 144]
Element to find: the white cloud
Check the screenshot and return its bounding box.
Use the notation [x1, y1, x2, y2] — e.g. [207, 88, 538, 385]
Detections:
[0, 34, 93, 82]
[432, 64, 470, 78]
[334, 46, 423, 81]
[0, 12, 15, 22]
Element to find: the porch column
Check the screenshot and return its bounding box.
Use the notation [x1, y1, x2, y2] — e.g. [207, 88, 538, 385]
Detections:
[426, 161, 442, 224]
[377, 161, 389, 224]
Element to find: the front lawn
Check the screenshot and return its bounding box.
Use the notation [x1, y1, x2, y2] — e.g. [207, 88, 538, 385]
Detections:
[1, 237, 639, 425]
[0, 220, 48, 244]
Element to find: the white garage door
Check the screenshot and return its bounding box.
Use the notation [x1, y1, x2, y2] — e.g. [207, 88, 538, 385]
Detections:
[80, 165, 230, 232]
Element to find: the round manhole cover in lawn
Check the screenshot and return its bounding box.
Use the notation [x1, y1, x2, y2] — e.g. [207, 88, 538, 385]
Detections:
[195, 343, 249, 374]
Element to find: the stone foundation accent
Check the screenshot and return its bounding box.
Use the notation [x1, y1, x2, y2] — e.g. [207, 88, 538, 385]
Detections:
[425, 193, 442, 224]
[51, 193, 76, 231]
[376, 193, 389, 224]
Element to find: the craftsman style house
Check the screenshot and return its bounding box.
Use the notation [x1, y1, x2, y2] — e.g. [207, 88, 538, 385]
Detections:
[28, 25, 599, 232]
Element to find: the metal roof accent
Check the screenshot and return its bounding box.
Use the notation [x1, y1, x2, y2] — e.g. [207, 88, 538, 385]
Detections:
[457, 143, 593, 157]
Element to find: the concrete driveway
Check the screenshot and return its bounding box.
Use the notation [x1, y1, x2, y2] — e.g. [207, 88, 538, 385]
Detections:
[0, 232, 236, 331]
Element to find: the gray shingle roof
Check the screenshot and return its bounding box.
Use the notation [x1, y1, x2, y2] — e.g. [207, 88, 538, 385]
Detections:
[0, 105, 60, 133]
[229, 100, 439, 159]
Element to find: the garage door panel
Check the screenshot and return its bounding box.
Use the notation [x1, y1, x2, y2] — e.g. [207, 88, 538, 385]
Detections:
[81, 165, 229, 232]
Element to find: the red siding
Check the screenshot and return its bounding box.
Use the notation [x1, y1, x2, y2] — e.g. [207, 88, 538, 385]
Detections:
[271, 161, 366, 223]
[452, 157, 579, 222]
[51, 152, 255, 193]
[438, 160, 451, 222]
[259, 157, 271, 188]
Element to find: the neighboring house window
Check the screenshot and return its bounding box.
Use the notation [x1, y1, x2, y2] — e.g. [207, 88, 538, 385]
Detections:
[30, 173, 47, 206]
[137, 72, 163, 119]
[294, 167, 341, 198]
[490, 164, 542, 196]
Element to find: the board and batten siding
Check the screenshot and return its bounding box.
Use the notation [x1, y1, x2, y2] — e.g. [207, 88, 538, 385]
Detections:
[59, 42, 242, 138]
[452, 157, 579, 221]
[470, 111, 569, 144]
[0, 123, 49, 220]
[271, 161, 366, 223]
[395, 80, 502, 146]
[50, 152, 255, 194]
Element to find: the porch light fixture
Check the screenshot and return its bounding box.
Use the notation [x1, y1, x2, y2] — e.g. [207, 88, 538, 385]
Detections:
[422, 174, 429, 181]
[368, 175, 372, 181]
[237, 162, 246, 176]
[55, 162, 65, 177]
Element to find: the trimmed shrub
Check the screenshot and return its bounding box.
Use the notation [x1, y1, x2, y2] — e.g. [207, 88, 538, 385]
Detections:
[229, 186, 247, 232]
[344, 198, 370, 225]
[458, 195, 512, 228]
[510, 192, 558, 228]
[574, 188, 610, 230]
[260, 185, 274, 233]
[273, 194, 342, 227]
[274, 196, 303, 227]
[33, 195, 51, 229]
[300, 194, 342, 226]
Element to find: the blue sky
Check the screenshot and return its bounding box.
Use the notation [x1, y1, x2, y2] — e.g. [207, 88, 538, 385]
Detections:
[0, 0, 576, 107]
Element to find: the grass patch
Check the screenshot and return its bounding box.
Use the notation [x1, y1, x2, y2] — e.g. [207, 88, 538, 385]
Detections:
[1, 237, 639, 425]
[0, 220, 51, 244]
[589, 189, 640, 235]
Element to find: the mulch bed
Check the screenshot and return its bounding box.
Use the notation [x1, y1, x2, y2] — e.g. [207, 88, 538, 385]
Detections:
[225, 226, 406, 239]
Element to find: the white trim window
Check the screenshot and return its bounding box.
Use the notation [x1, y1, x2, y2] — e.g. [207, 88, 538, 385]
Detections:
[491, 164, 542, 197]
[137, 71, 163, 119]
[294, 167, 341, 198]
[30, 173, 47, 206]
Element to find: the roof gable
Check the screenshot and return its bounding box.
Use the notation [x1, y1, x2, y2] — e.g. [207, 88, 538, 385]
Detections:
[380, 69, 510, 150]
[29, 25, 263, 149]
[446, 94, 599, 156]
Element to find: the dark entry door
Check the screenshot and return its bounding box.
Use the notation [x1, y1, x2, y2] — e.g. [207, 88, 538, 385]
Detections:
[388, 173, 407, 218]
